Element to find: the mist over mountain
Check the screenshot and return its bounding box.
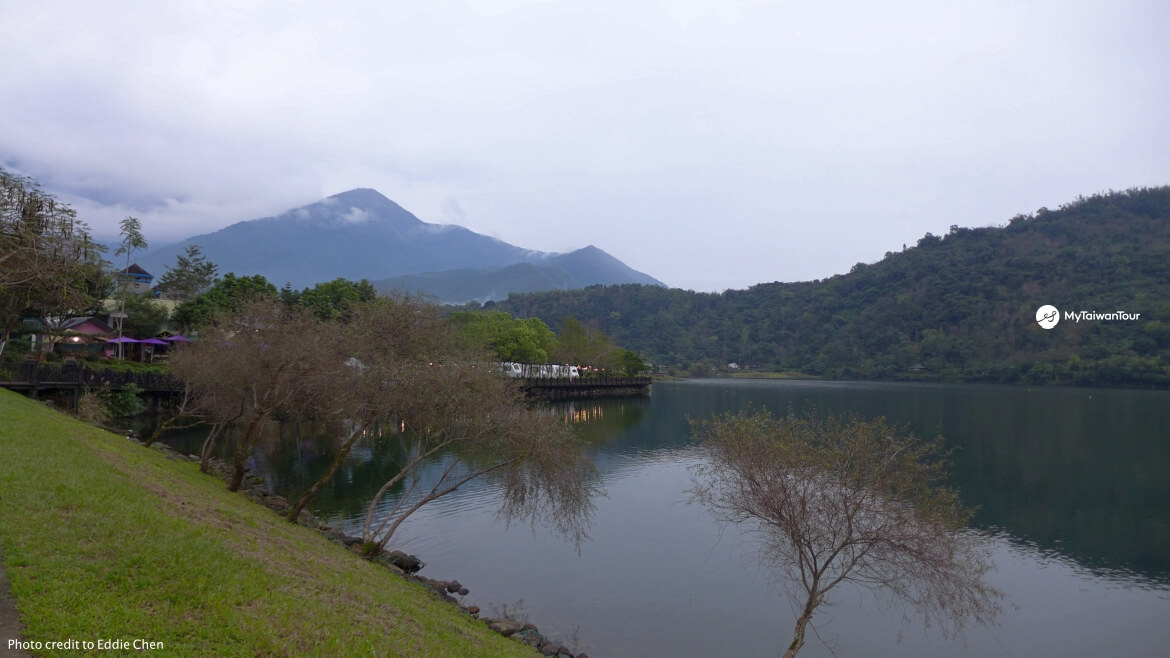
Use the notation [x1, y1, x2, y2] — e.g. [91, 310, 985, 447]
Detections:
[136, 189, 662, 292]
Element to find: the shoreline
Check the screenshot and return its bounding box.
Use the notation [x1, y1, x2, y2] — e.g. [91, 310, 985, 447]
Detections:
[190, 450, 587, 657]
[0, 389, 577, 657]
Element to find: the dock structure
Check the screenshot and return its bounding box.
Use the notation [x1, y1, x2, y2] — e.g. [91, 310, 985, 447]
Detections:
[1, 362, 650, 406]
[0, 362, 182, 407]
[521, 376, 651, 400]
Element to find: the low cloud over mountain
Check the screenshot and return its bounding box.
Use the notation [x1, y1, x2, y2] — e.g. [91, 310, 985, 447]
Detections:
[137, 189, 663, 297]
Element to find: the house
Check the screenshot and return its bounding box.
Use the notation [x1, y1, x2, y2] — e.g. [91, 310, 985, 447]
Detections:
[22, 316, 112, 356]
[119, 263, 155, 294]
[59, 316, 113, 337]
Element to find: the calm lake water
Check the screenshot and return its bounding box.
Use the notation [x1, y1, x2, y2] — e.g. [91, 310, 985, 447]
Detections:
[160, 379, 1170, 657]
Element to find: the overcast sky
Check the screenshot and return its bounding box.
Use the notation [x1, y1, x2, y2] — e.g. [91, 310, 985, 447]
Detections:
[2, 1, 1167, 292]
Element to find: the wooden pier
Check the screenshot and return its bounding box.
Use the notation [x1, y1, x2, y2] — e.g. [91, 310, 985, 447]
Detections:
[0, 363, 650, 406]
[521, 376, 651, 400]
[0, 362, 182, 406]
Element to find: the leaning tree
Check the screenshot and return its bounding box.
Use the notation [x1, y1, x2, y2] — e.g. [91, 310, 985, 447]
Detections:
[292, 296, 599, 549]
[170, 299, 331, 487]
[170, 294, 599, 549]
[689, 409, 1001, 658]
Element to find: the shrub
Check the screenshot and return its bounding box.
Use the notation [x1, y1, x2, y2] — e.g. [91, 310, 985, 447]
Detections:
[103, 383, 147, 419]
[77, 387, 112, 425]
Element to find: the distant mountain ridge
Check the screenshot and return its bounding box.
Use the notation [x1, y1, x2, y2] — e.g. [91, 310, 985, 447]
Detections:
[136, 189, 663, 294]
[373, 245, 664, 304]
[497, 187, 1170, 387]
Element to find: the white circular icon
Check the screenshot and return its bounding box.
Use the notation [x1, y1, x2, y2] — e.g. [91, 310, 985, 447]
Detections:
[1036, 305, 1060, 329]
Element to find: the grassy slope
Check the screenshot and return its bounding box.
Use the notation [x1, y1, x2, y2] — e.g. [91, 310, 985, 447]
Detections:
[0, 389, 532, 657]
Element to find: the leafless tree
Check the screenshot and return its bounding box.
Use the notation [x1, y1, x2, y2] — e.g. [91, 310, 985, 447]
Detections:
[169, 294, 598, 545]
[169, 299, 330, 488]
[358, 358, 596, 553]
[689, 409, 1001, 658]
[142, 382, 205, 448]
[283, 296, 598, 546]
[284, 296, 456, 521]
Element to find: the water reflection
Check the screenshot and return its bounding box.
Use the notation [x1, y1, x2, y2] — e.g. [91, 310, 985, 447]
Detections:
[645, 380, 1170, 586]
[152, 379, 1170, 657]
[153, 380, 1169, 586]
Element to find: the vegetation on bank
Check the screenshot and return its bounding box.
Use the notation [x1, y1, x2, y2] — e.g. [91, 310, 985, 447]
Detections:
[497, 187, 1170, 387]
[0, 389, 534, 657]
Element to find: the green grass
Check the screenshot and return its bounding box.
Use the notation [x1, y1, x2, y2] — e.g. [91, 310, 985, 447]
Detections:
[0, 389, 533, 657]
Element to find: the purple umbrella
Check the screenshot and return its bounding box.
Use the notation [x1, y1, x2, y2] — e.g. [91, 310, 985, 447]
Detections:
[105, 337, 140, 343]
[140, 338, 169, 346]
[164, 335, 192, 342]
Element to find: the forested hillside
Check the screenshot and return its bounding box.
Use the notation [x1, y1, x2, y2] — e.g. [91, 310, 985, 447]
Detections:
[496, 187, 1170, 386]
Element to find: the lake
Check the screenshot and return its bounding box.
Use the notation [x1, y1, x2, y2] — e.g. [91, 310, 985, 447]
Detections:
[160, 379, 1170, 657]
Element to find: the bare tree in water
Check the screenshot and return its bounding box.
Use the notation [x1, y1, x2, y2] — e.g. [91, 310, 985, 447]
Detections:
[307, 297, 597, 551]
[357, 358, 597, 553]
[689, 409, 1001, 658]
[170, 299, 330, 487]
[171, 293, 598, 547]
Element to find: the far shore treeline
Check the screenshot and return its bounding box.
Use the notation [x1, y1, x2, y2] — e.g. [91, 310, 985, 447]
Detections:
[4, 165, 1167, 388]
[495, 187, 1170, 387]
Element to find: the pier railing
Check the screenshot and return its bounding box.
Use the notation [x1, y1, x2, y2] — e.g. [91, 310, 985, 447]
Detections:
[0, 363, 648, 402]
[521, 375, 651, 400]
[0, 361, 183, 396]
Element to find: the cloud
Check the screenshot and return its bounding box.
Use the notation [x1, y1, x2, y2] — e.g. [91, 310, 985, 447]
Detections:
[1, 0, 1167, 291]
[442, 197, 467, 224]
[341, 207, 371, 224]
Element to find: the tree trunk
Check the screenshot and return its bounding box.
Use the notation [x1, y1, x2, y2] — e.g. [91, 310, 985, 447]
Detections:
[782, 590, 819, 658]
[287, 428, 366, 522]
[228, 414, 266, 492]
[200, 424, 224, 474]
[782, 611, 812, 658]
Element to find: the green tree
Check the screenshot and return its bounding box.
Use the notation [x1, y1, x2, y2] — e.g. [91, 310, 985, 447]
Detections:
[278, 282, 300, 306]
[550, 316, 618, 368]
[449, 310, 557, 363]
[156, 244, 219, 302]
[119, 292, 170, 339]
[172, 273, 278, 331]
[689, 410, 1001, 657]
[296, 278, 377, 320]
[615, 348, 649, 376]
[112, 216, 148, 357]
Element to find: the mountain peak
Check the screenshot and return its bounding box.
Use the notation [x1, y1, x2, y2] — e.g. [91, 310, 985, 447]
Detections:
[137, 190, 665, 292]
[328, 188, 392, 205]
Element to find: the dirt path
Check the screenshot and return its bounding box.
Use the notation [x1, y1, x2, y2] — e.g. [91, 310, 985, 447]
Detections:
[0, 529, 31, 658]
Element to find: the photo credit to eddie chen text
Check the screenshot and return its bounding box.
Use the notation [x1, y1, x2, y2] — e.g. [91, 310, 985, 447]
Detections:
[7, 638, 164, 652]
